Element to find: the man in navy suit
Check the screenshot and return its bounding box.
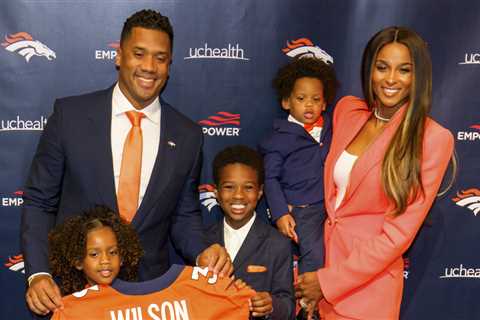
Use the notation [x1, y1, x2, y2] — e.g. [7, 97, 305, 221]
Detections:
[205, 145, 295, 319]
[21, 9, 231, 316]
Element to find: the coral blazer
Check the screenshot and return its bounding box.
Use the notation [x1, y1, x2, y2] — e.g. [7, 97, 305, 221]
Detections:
[316, 96, 454, 320]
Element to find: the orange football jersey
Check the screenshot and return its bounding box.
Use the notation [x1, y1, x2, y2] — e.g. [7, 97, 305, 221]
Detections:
[52, 265, 255, 320]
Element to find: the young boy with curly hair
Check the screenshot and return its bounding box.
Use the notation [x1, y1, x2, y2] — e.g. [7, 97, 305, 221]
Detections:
[48, 205, 143, 296]
[259, 57, 337, 276]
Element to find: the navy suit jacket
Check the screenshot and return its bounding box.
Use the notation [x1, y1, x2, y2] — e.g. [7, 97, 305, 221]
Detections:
[21, 86, 207, 281]
[258, 117, 331, 221]
[205, 216, 295, 320]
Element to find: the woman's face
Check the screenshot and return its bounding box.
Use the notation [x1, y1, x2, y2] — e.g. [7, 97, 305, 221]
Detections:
[372, 42, 413, 108]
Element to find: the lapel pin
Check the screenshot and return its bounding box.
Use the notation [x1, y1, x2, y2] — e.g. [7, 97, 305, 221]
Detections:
[167, 141, 176, 148]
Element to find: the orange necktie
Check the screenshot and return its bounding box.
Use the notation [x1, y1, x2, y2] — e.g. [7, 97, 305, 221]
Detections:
[117, 111, 144, 222]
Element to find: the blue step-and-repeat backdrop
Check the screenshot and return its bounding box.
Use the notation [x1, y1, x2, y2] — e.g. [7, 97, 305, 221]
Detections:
[1, 1, 479, 319]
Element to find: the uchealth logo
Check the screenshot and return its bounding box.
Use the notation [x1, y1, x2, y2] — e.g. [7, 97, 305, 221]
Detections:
[199, 184, 218, 212]
[95, 41, 119, 60]
[440, 264, 480, 279]
[2, 32, 56, 62]
[198, 112, 240, 137]
[2, 190, 24, 207]
[0, 115, 48, 132]
[4, 254, 25, 273]
[452, 188, 480, 216]
[457, 124, 480, 141]
[185, 43, 249, 61]
[459, 53, 480, 65]
[282, 38, 333, 64]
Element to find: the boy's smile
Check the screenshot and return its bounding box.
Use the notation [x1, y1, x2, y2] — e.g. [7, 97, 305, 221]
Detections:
[215, 163, 263, 229]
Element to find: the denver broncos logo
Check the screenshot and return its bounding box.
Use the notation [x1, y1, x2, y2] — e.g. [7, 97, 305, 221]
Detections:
[199, 184, 218, 212]
[4, 254, 25, 273]
[282, 38, 333, 64]
[452, 188, 480, 216]
[470, 124, 480, 130]
[2, 32, 56, 62]
[198, 112, 240, 126]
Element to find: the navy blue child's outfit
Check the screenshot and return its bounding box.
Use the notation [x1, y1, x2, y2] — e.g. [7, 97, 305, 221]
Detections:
[258, 115, 331, 273]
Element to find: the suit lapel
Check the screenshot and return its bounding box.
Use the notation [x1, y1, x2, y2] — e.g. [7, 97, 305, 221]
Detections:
[86, 87, 118, 211]
[233, 217, 267, 271]
[274, 119, 316, 143]
[131, 103, 179, 227]
[333, 106, 407, 212]
[324, 109, 370, 214]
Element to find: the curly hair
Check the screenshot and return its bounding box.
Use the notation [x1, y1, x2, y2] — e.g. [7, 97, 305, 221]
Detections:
[212, 145, 265, 186]
[48, 206, 144, 295]
[120, 9, 173, 48]
[273, 57, 338, 105]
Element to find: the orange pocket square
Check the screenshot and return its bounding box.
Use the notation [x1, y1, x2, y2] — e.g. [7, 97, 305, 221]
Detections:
[247, 265, 267, 273]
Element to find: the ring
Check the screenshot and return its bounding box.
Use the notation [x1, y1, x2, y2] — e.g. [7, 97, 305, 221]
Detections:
[299, 298, 308, 309]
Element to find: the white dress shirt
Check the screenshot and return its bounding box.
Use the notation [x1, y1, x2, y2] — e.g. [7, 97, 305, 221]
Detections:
[223, 213, 256, 261]
[111, 83, 161, 207]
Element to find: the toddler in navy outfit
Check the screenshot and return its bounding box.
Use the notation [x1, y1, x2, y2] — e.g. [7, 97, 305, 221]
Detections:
[259, 57, 337, 275]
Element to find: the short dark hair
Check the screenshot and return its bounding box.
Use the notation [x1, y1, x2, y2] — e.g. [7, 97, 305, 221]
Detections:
[120, 9, 174, 48]
[212, 145, 265, 186]
[48, 206, 144, 295]
[273, 57, 338, 104]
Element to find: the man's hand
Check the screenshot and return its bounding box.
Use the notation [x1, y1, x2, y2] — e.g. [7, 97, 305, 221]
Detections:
[295, 271, 323, 319]
[250, 291, 273, 318]
[25, 275, 63, 315]
[196, 243, 233, 277]
[276, 213, 298, 243]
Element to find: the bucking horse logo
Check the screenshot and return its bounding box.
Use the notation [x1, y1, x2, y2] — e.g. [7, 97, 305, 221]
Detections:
[2, 32, 56, 62]
[452, 188, 480, 216]
[282, 38, 333, 64]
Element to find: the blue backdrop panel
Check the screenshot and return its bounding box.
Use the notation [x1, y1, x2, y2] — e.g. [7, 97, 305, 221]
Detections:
[1, 1, 478, 319]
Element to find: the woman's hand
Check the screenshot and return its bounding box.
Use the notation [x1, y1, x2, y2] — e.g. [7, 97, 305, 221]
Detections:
[295, 271, 324, 318]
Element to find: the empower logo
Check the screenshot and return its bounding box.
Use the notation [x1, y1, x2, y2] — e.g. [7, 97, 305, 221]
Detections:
[2, 32, 56, 62]
[282, 38, 333, 64]
[95, 41, 119, 60]
[199, 184, 218, 212]
[5, 254, 24, 273]
[452, 188, 480, 216]
[457, 124, 480, 141]
[185, 43, 249, 61]
[198, 112, 240, 136]
[2, 190, 24, 207]
[0, 115, 48, 132]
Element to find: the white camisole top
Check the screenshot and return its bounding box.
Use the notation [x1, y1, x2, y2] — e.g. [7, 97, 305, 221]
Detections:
[333, 150, 359, 210]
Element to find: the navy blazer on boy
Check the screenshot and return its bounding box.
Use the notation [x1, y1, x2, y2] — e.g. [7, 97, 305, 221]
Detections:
[21, 85, 207, 281]
[258, 116, 331, 221]
[205, 216, 295, 320]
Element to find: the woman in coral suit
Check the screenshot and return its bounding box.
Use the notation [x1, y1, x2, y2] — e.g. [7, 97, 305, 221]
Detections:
[295, 26, 455, 320]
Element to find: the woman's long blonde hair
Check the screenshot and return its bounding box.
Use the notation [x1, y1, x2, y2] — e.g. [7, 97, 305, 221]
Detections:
[361, 27, 433, 216]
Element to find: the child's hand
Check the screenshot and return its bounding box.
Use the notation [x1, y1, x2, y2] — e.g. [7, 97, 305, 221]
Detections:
[233, 278, 251, 290]
[249, 291, 273, 317]
[276, 214, 298, 243]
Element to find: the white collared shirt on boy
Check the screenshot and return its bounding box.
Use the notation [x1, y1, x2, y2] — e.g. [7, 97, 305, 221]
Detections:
[287, 114, 322, 143]
[223, 212, 256, 261]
